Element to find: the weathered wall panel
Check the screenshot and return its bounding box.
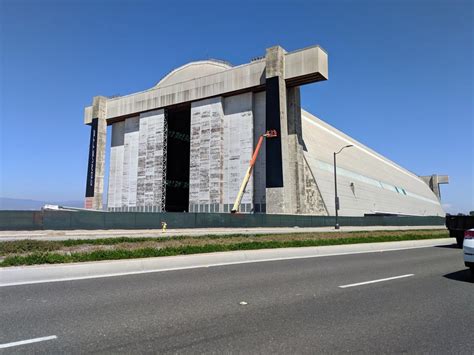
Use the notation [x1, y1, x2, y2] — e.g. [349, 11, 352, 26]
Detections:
[121, 116, 140, 208]
[189, 97, 224, 212]
[137, 109, 166, 211]
[189, 94, 254, 213]
[209, 101, 224, 208]
[107, 121, 125, 209]
[223, 93, 254, 212]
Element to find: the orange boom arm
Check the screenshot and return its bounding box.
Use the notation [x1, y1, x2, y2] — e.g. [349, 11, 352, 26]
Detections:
[231, 130, 277, 213]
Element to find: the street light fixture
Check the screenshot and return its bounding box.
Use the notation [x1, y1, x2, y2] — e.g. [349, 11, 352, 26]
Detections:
[334, 144, 354, 229]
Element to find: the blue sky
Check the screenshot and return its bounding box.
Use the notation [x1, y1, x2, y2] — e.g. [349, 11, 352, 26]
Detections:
[1, 0, 472, 213]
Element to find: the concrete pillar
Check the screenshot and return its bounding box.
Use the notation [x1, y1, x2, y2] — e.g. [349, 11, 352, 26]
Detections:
[265, 46, 297, 214]
[85, 96, 107, 210]
[286, 86, 306, 213]
[252, 91, 267, 212]
[420, 174, 449, 200]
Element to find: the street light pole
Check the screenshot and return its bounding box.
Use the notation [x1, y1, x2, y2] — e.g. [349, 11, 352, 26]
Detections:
[334, 151, 339, 229]
[334, 144, 354, 229]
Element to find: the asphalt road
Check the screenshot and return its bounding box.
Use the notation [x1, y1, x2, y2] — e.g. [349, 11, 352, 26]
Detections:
[1, 244, 472, 353]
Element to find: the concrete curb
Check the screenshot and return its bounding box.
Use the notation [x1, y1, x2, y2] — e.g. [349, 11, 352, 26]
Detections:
[0, 238, 453, 287]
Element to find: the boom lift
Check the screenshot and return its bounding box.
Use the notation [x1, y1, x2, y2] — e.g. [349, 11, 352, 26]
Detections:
[231, 129, 278, 213]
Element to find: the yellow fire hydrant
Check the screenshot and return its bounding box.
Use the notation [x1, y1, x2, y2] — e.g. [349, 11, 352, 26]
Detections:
[161, 221, 167, 233]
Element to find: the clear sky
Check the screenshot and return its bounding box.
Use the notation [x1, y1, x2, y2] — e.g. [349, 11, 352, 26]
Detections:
[1, 0, 472, 213]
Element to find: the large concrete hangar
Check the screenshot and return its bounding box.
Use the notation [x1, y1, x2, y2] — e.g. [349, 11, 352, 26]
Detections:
[83, 45, 447, 216]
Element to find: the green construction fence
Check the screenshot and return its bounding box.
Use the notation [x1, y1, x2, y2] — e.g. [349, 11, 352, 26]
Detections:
[0, 210, 445, 231]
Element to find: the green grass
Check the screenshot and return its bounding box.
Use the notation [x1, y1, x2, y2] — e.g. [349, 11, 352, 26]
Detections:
[0, 232, 447, 267]
[0, 229, 448, 255]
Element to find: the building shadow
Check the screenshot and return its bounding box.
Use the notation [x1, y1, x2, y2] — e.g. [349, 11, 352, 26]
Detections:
[443, 269, 473, 283]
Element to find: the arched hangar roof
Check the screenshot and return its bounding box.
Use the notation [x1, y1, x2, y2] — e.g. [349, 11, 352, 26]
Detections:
[154, 60, 232, 88]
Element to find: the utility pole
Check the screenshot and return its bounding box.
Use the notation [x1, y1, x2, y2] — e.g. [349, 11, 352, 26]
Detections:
[334, 144, 354, 229]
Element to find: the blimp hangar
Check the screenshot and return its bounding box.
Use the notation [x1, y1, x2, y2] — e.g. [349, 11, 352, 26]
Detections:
[83, 45, 447, 216]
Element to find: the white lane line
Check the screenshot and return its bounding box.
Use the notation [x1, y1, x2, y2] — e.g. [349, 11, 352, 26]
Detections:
[1, 243, 445, 287]
[0, 335, 57, 349]
[339, 274, 414, 288]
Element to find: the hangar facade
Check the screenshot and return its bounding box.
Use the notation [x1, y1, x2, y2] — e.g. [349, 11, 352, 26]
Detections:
[83, 45, 447, 216]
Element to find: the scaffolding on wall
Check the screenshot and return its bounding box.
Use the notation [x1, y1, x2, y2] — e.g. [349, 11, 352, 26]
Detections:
[161, 110, 168, 212]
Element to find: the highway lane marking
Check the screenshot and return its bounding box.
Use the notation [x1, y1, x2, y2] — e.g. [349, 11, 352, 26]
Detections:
[339, 274, 414, 288]
[1, 242, 447, 287]
[0, 335, 57, 349]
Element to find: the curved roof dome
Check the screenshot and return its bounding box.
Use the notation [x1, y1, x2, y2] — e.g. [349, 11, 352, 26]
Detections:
[154, 60, 232, 88]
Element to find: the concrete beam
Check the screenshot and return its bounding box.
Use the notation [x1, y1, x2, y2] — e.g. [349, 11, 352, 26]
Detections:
[420, 174, 449, 200]
[83, 45, 328, 124]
